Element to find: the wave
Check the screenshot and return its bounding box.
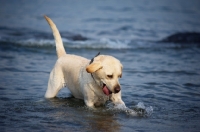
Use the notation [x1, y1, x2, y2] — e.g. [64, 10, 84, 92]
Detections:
[0, 26, 132, 49]
[2, 36, 199, 50]
[1, 26, 200, 50]
[0, 37, 132, 49]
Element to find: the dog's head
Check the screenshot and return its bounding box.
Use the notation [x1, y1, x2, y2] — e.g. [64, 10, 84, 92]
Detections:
[86, 54, 123, 96]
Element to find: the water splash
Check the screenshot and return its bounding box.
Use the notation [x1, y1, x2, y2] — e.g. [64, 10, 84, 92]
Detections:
[133, 102, 153, 117]
[107, 102, 153, 117]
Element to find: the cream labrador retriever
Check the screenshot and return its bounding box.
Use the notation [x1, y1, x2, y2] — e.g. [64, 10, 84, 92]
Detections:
[44, 16, 125, 108]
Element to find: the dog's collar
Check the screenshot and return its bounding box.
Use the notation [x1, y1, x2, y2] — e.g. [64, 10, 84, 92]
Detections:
[89, 52, 100, 64]
[91, 73, 96, 83]
[89, 52, 100, 84]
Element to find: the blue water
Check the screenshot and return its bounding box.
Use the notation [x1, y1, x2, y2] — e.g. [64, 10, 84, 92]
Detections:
[1, 0, 200, 131]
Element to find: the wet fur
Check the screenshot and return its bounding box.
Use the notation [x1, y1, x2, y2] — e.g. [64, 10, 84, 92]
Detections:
[44, 16, 125, 108]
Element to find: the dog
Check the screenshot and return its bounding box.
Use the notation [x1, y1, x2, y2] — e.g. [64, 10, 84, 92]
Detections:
[44, 16, 125, 108]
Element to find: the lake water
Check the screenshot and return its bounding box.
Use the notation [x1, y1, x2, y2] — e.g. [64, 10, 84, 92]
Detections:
[0, 0, 200, 131]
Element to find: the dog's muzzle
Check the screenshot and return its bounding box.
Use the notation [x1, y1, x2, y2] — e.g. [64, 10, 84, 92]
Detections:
[102, 84, 121, 95]
[114, 86, 121, 93]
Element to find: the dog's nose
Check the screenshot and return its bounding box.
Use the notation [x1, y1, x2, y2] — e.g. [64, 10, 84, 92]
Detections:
[114, 86, 121, 93]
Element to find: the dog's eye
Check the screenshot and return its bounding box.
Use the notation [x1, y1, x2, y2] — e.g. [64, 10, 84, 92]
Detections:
[107, 75, 113, 79]
[118, 74, 122, 78]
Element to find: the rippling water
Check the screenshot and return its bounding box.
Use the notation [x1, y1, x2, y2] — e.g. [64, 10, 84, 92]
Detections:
[1, 0, 200, 131]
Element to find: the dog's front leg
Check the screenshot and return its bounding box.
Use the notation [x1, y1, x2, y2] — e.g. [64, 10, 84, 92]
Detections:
[84, 99, 96, 108]
[110, 91, 126, 108]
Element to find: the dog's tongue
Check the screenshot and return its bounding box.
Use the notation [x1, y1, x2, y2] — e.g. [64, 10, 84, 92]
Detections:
[102, 85, 111, 96]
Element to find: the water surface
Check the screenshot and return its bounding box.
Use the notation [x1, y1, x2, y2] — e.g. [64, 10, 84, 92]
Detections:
[0, 0, 200, 131]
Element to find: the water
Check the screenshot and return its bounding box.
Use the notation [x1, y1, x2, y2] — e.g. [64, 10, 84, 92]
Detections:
[1, 0, 200, 131]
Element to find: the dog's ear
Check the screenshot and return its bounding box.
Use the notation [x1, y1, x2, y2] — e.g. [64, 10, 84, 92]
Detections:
[86, 62, 103, 73]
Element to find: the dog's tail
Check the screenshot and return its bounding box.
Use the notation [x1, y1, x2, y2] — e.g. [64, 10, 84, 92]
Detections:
[44, 15, 66, 58]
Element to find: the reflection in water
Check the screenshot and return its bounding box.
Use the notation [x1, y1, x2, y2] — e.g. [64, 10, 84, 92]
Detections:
[86, 114, 121, 132]
[47, 97, 121, 131]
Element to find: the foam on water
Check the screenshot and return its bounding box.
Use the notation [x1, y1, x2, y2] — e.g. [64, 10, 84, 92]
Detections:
[16, 39, 55, 47]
